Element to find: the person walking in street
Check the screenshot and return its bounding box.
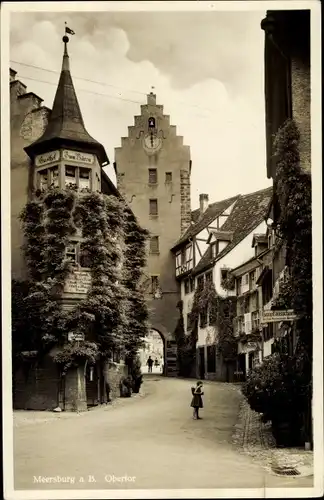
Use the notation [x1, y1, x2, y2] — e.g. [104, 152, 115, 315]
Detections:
[147, 356, 154, 373]
[190, 380, 204, 419]
[154, 358, 159, 368]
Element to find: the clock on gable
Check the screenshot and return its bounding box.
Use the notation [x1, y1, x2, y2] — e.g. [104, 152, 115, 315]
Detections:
[143, 132, 162, 154]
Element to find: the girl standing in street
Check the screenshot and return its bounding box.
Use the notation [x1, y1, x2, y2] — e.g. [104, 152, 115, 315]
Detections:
[190, 380, 204, 419]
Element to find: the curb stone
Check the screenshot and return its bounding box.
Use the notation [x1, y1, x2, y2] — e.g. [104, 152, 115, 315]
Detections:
[232, 397, 314, 477]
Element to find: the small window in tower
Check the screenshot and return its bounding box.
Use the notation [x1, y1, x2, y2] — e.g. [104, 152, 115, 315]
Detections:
[148, 117, 156, 128]
[79, 168, 91, 191]
[149, 199, 158, 216]
[38, 169, 48, 191]
[65, 243, 77, 265]
[49, 166, 59, 188]
[165, 172, 172, 183]
[65, 165, 77, 187]
[150, 236, 159, 254]
[148, 169, 157, 184]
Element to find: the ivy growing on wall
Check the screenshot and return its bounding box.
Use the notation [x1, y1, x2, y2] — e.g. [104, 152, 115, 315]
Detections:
[220, 269, 235, 291]
[13, 188, 149, 373]
[273, 119, 312, 355]
[174, 280, 237, 376]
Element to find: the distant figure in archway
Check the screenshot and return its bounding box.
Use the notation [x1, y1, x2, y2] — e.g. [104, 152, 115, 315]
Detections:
[147, 356, 154, 373]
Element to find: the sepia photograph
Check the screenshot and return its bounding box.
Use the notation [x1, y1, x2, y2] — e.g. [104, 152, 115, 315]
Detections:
[1, 1, 322, 499]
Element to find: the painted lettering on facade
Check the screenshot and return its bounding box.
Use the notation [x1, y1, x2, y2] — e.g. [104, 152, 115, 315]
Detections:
[35, 150, 60, 166]
[64, 270, 92, 294]
[62, 150, 94, 164]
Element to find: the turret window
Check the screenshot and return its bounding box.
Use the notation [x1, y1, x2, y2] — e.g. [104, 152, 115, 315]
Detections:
[165, 172, 172, 183]
[37, 166, 59, 191]
[79, 168, 91, 190]
[65, 165, 77, 187]
[49, 167, 59, 188]
[38, 169, 48, 191]
[65, 165, 92, 191]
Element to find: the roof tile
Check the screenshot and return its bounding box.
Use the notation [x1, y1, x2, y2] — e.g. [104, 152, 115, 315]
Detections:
[172, 195, 239, 249]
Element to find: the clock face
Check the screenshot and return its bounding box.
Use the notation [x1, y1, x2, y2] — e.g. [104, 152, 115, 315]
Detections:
[143, 133, 162, 153]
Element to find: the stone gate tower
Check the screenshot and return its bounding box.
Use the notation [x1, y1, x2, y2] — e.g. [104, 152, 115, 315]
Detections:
[114, 92, 192, 375]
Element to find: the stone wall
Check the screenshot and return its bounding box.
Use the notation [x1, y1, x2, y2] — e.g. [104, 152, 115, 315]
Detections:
[291, 57, 311, 173]
[13, 355, 60, 410]
[10, 70, 50, 281]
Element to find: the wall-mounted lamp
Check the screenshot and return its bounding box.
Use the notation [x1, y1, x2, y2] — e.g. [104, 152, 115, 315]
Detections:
[169, 194, 175, 204]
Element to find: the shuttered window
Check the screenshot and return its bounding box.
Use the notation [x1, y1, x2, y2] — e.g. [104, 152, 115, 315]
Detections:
[149, 199, 158, 215]
[148, 169, 157, 184]
[150, 236, 159, 254]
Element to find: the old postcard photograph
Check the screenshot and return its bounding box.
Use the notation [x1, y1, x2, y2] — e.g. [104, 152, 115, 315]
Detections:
[1, 1, 323, 499]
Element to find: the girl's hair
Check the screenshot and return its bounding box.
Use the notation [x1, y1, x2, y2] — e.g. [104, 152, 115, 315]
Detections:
[197, 380, 203, 386]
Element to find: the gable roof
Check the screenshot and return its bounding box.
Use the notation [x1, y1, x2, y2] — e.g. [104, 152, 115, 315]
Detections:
[171, 195, 239, 250]
[207, 230, 234, 244]
[193, 186, 273, 275]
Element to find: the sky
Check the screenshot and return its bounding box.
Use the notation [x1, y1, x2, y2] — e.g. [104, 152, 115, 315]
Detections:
[10, 9, 272, 209]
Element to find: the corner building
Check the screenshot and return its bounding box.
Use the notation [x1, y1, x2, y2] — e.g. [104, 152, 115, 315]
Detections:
[114, 93, 192, 374]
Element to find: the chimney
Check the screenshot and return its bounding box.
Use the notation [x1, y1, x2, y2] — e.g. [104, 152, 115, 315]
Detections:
[199, 193, 209, 214]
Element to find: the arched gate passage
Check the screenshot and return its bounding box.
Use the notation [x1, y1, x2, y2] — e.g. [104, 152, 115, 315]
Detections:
[150, 325, 178, 377]
[138, 325, 178, 377]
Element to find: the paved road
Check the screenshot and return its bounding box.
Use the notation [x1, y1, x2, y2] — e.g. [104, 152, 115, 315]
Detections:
[13, 376, 313, 491]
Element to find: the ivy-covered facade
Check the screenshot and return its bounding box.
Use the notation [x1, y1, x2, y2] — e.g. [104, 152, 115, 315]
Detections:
[242, 10, 313, 447]
[11, 35, 148, 411]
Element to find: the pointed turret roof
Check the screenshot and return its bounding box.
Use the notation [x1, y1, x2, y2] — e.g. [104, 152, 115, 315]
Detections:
[25, 35, 109, 165]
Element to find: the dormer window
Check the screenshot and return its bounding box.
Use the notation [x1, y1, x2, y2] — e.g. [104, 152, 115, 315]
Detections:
[211, 243, 217, 258]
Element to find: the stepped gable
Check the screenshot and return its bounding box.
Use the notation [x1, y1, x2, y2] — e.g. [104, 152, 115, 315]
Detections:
[24, 36, 108, 165]
[193, 186, 273, 274]
[172, 195, 240, 250]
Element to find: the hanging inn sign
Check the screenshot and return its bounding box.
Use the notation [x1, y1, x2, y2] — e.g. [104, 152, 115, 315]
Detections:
[260, 309, 297, 324]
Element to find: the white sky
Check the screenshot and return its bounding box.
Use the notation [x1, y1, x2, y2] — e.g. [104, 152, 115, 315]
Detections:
[10, 10, 272, 209]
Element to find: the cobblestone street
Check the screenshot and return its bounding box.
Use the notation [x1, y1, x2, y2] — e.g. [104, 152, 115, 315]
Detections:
[13, 376, 314, 492]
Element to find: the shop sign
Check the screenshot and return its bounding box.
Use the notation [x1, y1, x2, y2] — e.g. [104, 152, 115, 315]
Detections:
[260, 309, 297, 324]
[68, 332, 85, 342]
[62, 149, 94, 164]
[35, 150, 60, 166]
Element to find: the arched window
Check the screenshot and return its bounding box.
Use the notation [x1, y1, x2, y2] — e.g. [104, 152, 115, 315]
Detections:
[148, 117, 156, 128]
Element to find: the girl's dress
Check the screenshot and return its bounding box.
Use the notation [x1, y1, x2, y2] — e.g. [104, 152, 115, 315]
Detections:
[190, 386, 203, 408]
